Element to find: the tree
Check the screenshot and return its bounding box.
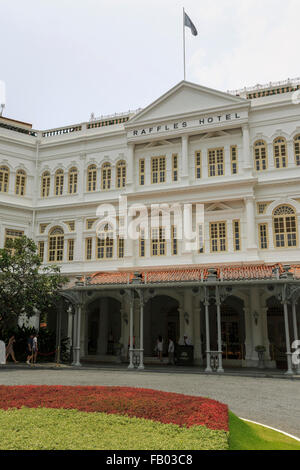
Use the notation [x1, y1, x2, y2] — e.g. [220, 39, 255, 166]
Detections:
[0, 236, 68, 333]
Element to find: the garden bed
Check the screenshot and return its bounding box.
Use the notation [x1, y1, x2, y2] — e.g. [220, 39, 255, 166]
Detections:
[0, 386, 299, 450]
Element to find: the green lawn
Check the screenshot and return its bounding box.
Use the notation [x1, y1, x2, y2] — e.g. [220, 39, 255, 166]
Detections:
[229, 412, 300, 450]
[0, 407, 299, 450]
[0, 407, 228, 450]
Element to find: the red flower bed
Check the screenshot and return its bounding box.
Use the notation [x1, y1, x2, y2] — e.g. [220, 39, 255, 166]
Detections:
[0, 386, 228, 431]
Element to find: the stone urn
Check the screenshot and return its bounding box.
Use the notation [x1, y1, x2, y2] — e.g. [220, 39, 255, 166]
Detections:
[255, 346, 266, 369]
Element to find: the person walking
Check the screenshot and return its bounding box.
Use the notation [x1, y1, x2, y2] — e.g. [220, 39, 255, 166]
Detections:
[32, 334, 38, 364]
[5, 336, 18, 363]
[168, 338, 175, 365]
[26, 334, 34, 365]
[156, 335, 163, 363]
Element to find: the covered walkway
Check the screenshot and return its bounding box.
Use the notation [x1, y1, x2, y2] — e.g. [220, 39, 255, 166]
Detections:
[60, 264, 300, 376]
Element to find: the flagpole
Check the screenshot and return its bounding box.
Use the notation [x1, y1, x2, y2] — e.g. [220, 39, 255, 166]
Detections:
[183, 7, 186, 80]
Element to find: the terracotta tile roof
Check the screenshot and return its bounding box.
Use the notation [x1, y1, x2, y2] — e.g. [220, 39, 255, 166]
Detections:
[86, 264, 300, 286]
[89, 272, 129, 285]
[219, 265, 274, 280]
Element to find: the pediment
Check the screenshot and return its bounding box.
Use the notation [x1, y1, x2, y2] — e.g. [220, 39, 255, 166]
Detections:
[127, 81, 248, 126]
[207, 203, 233, 212]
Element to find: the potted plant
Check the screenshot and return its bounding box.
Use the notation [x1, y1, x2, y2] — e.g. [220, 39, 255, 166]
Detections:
[255, 345, 266, 369]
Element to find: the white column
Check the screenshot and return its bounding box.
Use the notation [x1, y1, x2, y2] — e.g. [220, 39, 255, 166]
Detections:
[243, 302, 253, 363]
[183, 289, 193, 339]
[292, 301, 300, 374]
[216, 287, 224, 373]
[128, 291, 134, 369]
[127, 143, 135, 190]
[72, 302, 82, 367]
[245, 197, 258, 250]
[138, 291, 145, 370]
[283, 300, 293, 375]
[242, 125, 251, 170]
[261, 307, 271, 360]
[193, 306, 202, 363]
[84, 306, 89, 356]
[250, 287, 263, 363]
[224, 145, 231, 176]
[181, 135, 189, 180]
[267, 143, 274, 170]
[79, 153, 86, 196]
[204, 289, 212, 372]
[287, 140, 294, 167]
[75, 217, 84, 262]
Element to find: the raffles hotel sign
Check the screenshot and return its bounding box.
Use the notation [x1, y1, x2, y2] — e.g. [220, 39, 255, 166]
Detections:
[128, 110, 248, 139]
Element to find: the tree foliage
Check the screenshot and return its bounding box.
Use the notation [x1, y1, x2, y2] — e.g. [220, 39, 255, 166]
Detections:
[0, 236, 68, 332]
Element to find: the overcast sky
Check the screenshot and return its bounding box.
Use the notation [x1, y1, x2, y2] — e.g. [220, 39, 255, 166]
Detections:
[1, 0, 299, 129]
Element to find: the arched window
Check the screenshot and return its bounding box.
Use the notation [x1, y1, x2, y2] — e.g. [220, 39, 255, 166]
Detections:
[48, 227, 64, 261]
[0, 166, 9, 193]
[97, 223, 114, 259]
[273, 205, 297, 248]
[116, 161, 126, 188]
[294, 135, 300, 166]
[254, 140, 268, 171]
[41, 171, 50, 198]
[101, 163, 111, 190]
[87, 164, 97, 192]
[15, 169, 26, 196]
[68, 167, 78, 194]
[55, 169, 64, 196]
[274, 137, 287, 169]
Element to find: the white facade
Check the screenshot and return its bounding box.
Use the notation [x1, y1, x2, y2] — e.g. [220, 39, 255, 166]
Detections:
[1, 79, 300, 369]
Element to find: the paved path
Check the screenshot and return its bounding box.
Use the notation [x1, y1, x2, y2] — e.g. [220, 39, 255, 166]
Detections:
[0, 368, 299, 438]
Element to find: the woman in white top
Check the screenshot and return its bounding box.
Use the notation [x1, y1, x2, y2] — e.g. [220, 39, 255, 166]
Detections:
[156, 335, 163, 362]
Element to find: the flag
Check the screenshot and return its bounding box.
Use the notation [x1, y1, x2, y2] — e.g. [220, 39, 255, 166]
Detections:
[184, 12, 198, 36]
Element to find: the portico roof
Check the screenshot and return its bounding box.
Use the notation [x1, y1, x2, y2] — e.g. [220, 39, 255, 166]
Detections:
[85, 264, 300, 286]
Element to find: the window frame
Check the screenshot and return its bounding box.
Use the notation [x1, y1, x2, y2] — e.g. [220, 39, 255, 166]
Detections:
[208, 148, 224, 177]
[55, 169, 64, 196]
[209, 221, 227, 253]
[0, 166, 9, 193]
[15, 169, 27, 196]
[116, 160, 126, 189]
[195, 151, 201, 179]
[68, 167, 78, 194]
[101, 163, 112, 190]
[254, 140, 268, 171]
[294, 134, 300, 166]
[273, 137, 288, 169]
[272, 205, 298, 249]
[41, 171, 51, 198]
[87, 164, 97, 192]
[151, 156, 166, 184]
[48, 227, 64, 262]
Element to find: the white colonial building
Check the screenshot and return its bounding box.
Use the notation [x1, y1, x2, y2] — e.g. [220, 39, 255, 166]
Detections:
[0, 79, 300, 373]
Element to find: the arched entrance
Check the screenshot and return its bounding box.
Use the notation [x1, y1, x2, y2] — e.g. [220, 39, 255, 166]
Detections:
[87, 297, 121, 356]
[267, 296, 293, 369]
[144, 295, 179, 356]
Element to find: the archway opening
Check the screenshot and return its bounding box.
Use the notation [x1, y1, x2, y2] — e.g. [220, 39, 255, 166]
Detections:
[266, 296, 294, 369]
[87, 297, 121, 356]
[144, 295, 179, 356]
[201, 295, 245, 364]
